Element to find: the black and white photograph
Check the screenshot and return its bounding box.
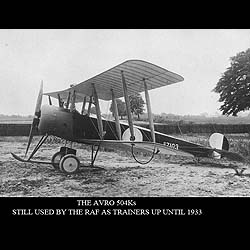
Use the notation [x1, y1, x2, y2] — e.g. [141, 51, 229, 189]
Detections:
[0, 29, 250, 218]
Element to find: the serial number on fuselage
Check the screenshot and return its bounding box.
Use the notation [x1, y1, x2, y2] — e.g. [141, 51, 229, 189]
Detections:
[163, 141, 179, 150]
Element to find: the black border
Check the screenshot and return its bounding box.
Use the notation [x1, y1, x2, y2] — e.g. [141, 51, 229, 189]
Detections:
[1, 196, 250, 222]
[0, 2, 248, 29]
[1, 3, 250, 226]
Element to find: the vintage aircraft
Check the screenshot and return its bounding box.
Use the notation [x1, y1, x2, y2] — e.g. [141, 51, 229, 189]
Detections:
[11, 60, 248, 175]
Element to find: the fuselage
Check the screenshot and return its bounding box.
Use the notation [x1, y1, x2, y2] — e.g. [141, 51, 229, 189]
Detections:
[38, 104, 211, 158]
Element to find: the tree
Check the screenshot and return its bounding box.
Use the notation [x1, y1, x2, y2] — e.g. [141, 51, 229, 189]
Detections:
[129, 93, 145, 120]
[213, 48, 250, 116]
[109, 99, 127, 119]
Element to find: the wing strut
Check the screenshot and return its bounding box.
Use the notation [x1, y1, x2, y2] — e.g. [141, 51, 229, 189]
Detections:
[143, 79, 155, 143]
[92, 83, 104, 139]
[65, 92, 71, 109]
[87, 96, 93, 115]
[70, 90, 76, 112]
[111, 89, 122, 140]
[48, 96, 52, 105]
[121, 70, 135, 141]
[81, 96, 87, 115]
[57, 94, 63, 107]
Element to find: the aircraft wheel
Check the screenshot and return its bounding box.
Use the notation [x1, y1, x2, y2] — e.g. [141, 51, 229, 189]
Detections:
[59, 154, 80, 174]
[51, 151, 65, 169]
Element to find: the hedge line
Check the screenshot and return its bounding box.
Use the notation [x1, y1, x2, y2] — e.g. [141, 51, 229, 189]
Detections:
[1, 123, 250, 136]
[0, 124, 38, 136]
[138, 123, 250, 134]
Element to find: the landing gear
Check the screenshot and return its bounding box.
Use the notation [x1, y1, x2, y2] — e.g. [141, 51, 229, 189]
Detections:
[50, 145, 102, 174]
[51, 151, 64, 169]
[51, 147, 79, 173]
[59, 154, 80, 174]
[90, 144, 101, 167]
[51, 147, 76, 169]
[12, 137, 104, 174]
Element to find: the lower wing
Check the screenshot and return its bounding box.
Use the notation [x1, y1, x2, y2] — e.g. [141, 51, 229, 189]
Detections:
[76, 139, 194, 158]
[77, 139, 248, 164]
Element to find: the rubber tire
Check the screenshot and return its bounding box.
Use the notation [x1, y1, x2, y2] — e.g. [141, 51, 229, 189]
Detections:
[51, 151, 65, 170]
[59, 154, 80, 174]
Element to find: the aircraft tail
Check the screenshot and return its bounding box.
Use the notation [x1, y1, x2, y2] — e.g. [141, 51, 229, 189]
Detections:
[209, 133, 229, 159]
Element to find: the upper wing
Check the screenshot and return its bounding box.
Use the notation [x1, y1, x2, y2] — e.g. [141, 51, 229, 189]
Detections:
[44, 60, 184, 102]
[77, 139, 194, 158]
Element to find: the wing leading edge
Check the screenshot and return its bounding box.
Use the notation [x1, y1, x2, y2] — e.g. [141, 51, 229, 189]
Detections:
[44, 60, 184, 102]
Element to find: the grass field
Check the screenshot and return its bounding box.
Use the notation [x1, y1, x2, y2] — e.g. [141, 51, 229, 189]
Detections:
[1, 133, 250, 197]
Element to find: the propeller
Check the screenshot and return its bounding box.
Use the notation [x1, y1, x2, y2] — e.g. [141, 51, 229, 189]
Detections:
[25, 81, 43, 157]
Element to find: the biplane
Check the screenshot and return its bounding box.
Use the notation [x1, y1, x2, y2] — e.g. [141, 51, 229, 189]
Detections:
[11, 60, 248, 175]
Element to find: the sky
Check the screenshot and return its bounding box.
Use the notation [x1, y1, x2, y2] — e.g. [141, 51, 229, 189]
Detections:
[0, 29, 249, 116]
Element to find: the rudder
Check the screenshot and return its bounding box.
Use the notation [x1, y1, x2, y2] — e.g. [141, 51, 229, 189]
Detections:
[209, 133, 229, 159]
